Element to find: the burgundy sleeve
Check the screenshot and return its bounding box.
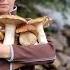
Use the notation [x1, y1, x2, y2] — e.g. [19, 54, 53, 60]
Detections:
[13, 43, 55, 64]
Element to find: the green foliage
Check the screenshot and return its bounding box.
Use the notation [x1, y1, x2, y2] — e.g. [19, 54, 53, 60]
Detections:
[16, 0, 70, 32]
[16, 0, 68, 18]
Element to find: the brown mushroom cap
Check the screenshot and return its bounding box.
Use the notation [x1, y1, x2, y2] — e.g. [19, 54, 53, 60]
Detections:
[16, 24, 38, 37]
[0, 15, 27, 27]
[28, 16, 53, 28]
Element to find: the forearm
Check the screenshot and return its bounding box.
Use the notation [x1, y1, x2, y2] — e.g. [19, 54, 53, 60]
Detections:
[0, 42, 55, 63]
[13, 43, 55, 64]
[0, 46, 10, 58]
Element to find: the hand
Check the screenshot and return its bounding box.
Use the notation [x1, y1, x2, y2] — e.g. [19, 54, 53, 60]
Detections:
[0, 43, 10, 58]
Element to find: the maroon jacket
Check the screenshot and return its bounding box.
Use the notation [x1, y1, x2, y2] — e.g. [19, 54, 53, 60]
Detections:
[0, 43, 55, 70]
[0, 7, 55, 70]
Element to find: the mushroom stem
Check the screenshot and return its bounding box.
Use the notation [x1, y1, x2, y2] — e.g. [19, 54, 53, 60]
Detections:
[3, 24, 16, 45]
[36, 23, 48, 44]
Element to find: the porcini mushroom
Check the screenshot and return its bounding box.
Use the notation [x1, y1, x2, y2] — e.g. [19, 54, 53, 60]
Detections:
[0, 26, 4, 41]
[16, 24, 38, 46]
[0, 15, 27, 45]
[0, 32, 4, 41]
[28, 16, 53, 44]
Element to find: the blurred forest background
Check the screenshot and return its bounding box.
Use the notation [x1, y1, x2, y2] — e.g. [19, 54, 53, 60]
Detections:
[16, 0, 70, 30]
[16, 0, 70, 70]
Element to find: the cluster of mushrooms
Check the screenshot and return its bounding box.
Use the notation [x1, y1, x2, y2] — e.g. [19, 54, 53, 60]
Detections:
[0, 15, 52, 46]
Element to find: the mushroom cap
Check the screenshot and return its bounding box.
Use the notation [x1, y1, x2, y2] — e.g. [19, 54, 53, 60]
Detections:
[28, 16, 53, 28]
[19, 32, 37, 46]
[0, 15, 27, 27]
[16, 24, 38, 37]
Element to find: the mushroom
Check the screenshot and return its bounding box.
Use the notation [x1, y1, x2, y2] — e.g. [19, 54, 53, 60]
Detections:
[0, 32, 4, 41]
[0, 15, 27, 69]
[0, 15, 27, 45]
[16, 24, 38, 46]
[0, 26, 4, 41]
[28, 16, 53, 44]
